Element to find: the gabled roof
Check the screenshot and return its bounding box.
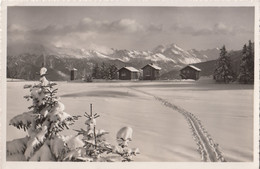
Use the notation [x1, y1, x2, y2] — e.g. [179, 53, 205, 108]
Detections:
[119, 66, 139, 72]
[142, 63, 161, 70]
[180, 65, 201, 72]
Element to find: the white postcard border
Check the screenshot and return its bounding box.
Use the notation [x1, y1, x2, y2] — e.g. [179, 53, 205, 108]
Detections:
[0, 1, 259, 169]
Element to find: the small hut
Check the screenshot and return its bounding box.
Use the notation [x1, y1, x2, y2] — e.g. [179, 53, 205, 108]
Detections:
[180, 65, 201, 80]
[118, 67, 139, 80]
[70, 68, 78, 81]
[142, 63, 161, 80]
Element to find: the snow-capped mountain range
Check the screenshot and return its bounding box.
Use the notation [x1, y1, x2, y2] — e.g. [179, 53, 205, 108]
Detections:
[8, 42, 220, 65]
[7, 42, 221, 80]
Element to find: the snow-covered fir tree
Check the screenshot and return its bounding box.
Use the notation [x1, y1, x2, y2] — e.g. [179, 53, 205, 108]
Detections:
[213, 45, 234, 83]
[238, 40, 254, 84]
[7, 66, 139, 161]
[7, 65, 80, 161]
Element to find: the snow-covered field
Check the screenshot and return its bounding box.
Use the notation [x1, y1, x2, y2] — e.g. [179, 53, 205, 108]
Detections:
[6, 79, 254, 162]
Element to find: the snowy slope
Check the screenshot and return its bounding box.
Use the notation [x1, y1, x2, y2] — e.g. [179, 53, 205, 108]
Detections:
[7, 81, 254, 162]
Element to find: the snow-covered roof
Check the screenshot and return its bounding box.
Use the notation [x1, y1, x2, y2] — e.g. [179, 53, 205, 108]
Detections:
[142, 63, 161, 70]
[120, 67, 139, 72]
[181, 65, 201, 71]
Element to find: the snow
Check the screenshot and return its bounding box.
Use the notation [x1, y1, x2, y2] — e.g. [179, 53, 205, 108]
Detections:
[127, 50, 141, 58]
[181, 65, 201, 72]
[203, 54, 208, 58]
[188, 65, 201, 71]
[7, 136, 29, 156]
[63, 147, 88, 161]
[35, 125, 48, 143]
[153, 53, 176, 63]
[24, 137, 41, 159]
[50, 135, 67, 158]
[53, 101, 65, 112]
[6, 153, 26, 161]
[131, 80, 253, 162]
[173, 44, 185, 52]
[179, 57, 201, 64]
[171, 49, 180, 55]
[7, 78, 26, 82]
[143, 63, 161, 70]
[66, 135, 85, 150]
[39, 67, 47, 76]
[116, 127, 133, 147]
[6, 80, 253, 162]
[141, 51, 149, 55]
[93, 51, 110, 59]
[57, 70, 69, 78]
[117, 57, 130, 62]
[9, 111, 37, 129]
[122, 67, 139, 72]
[29, 143, 54, 161]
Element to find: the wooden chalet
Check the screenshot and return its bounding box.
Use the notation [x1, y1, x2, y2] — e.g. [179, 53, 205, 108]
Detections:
[180, 65, 201, 80]
[118, 67, 139, 80]
[142, 63, 161, 80]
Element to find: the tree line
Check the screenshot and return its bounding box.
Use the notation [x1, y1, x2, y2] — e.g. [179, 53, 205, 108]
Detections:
[213, 40, 254, 84]
[91, 62, 118, 80]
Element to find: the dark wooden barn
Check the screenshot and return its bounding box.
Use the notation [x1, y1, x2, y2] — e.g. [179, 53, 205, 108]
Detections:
[142, 63, 161, 80]
[118, 67, 139, 80]
[180, 65, 201, 80]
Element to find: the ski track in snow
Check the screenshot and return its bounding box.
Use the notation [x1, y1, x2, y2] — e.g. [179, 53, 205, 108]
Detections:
[130, 87, 226, 162]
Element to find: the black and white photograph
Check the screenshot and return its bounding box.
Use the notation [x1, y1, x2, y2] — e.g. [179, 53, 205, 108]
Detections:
[1, 2, 259, 168]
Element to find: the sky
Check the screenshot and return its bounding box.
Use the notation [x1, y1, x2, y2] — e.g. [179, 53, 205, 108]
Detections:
[7, 6, 254, 52]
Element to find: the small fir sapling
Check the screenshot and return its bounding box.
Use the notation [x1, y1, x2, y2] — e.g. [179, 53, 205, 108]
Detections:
[71, 104, 140, 162]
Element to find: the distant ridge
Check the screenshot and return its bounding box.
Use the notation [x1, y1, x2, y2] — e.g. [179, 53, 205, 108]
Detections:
[7, 42, 223, 81]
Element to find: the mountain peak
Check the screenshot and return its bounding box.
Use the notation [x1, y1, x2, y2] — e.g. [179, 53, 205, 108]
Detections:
[152, 43, 186, 54]
[152, 45, 166, 53]
[167, 43, 177, 48]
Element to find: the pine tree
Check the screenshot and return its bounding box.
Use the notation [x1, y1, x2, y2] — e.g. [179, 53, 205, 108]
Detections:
[247, 40, 254, 83]
[213, 45, 234, 83]
[238, 44, 250, 83]
[92, 63, 100, 79]
[7, 56, 21, 80]
[108, 64, 118, 80]
[100, 62, 109, 79]
[238, 40, 254, 84]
